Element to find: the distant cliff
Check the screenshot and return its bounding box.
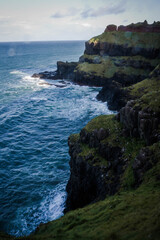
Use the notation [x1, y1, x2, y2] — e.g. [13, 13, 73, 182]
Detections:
[33, 21, 160, 111]
[105, 21, 160, 33]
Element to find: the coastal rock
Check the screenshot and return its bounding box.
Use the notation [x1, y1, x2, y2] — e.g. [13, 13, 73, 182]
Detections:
[118, 21, 160, 33]
[105, 24, 117, 32]
[32, 61, 78, 80]
[56, 61, 78, 79]
[84, 41, 160, 58]
[132, 147, 157, 186]
[96, 81, 130, 111]
[65, 116, 130, 212]
[119, 101, 160, 144]
[32, 71, 58, 80]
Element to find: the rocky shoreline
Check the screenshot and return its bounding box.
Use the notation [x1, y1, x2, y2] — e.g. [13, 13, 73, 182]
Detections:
[1, 21, 160, 240]
[32, 21, 160, 214]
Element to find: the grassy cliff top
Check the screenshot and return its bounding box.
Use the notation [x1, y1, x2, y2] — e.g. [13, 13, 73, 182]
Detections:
[129, 64, 160, 112]
[76, 59, 154, 79]
[89, 31, 160, 49]
[71, 115, 144, 170]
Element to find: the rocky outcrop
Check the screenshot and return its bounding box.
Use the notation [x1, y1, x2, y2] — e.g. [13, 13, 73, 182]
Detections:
[65, 62, 160, 212]
[65, 118, 126, 212]
[118, 21, 160, 33]
[96, 81, 130, 110]
[32, 22, 160, 113]
[105, 24, 117, 32]
[119, 101, 160, 145]
[32, 61, 78, 80]
[105, 21, 160, 33]
[32, 71, 58, 80]
[84, 41, 160, 58]
[132, 146, 157, 186]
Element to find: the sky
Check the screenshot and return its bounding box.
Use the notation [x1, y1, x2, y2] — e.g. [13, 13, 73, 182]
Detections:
[0, 0, 160, 42]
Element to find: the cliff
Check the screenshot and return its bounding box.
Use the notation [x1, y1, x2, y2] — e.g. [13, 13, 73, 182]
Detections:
[5, 62, 159, 240]
[1, 22, 160, 240]
[33, 21, 160, 111]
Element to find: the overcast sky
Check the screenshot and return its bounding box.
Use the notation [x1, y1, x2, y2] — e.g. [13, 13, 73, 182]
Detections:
[0, 0, 160, 42]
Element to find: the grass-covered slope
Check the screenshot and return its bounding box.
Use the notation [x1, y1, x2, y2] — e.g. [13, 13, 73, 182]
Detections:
[77, 56, 159, 80]
[74, 24, 160, 87]
[129, 64, 160, 112]
[89, 31, 160, 49]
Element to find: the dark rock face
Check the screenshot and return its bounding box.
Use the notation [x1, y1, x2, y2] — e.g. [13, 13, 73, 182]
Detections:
[32, 61, 78, 80]
[119, 101, 160, 145]
[105, 24, 117, 32]
[133, 147, 157, 186]
[104, 21, 160, 33]
[96, 81, 130, 111]
[65, 129, 125, 212]
[118, 21, 160, 33]
[85, 41, 160, 58]
[56, 61, 78, 79]
[74, 70, 107, 87]
[32, 71, 58, 80]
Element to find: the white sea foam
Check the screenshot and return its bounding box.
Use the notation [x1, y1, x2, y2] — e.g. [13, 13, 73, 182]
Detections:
[9, 186, 66, 237]
[10, 70, 26, 76]
[31, 97, 48, 101]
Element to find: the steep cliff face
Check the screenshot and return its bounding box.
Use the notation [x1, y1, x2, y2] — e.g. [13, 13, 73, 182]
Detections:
[64, 115, 145, 212]
[119, 64, 160, 144]
[32, 21, 160, 103]
[65, 63, 160, 213]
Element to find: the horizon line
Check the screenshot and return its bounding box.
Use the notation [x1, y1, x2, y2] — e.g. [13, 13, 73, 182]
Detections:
[0, 39, 87, 43]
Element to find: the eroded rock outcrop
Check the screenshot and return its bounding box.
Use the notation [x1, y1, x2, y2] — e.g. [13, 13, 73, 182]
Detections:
[65, 116, 126, 212]
[105, 21, 160, 33]
[32, 21, 160, 104]
[65, 63, 160, 213]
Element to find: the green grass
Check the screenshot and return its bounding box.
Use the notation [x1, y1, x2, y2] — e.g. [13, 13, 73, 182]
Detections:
[76, 57, 155, 80]
[128, 64, 160, 112]
[69, 133, 80, 143]
[70, 115, 145, 171]
[89, 31, 160, 49]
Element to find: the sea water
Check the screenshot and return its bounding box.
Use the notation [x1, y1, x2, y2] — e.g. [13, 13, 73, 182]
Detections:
[0, 41, 112, 236]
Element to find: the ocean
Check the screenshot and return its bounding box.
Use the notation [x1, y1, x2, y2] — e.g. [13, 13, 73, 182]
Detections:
[0, 41, 112, 236]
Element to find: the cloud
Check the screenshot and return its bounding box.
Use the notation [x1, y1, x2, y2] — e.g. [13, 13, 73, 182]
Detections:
[0, 16, 11, 25]
[51, 1, 126, 20]
[81, 23, 91, 27]
[51, 7, 79, 19]
[81, 1, 126, 18]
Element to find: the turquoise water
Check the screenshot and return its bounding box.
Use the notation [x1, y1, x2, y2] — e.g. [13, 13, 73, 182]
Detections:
[0, 41, 112, 236]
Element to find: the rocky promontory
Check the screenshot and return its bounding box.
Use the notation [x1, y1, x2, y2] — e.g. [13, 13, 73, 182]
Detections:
[65, 63, 160, 213]
[1, 22, 160, 240]
[33, 21, 160, 110]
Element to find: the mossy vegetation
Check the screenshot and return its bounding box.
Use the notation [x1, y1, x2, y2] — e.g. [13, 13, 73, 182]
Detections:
[129, 66, 160, 112]
[83, 114, 118, 132]
[72, 115, 145, 170]
[76, 56, 158, 81]
[69, 133, 80, 143]
[89, 31, 160, 49]
[84, 115, 144, 150]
